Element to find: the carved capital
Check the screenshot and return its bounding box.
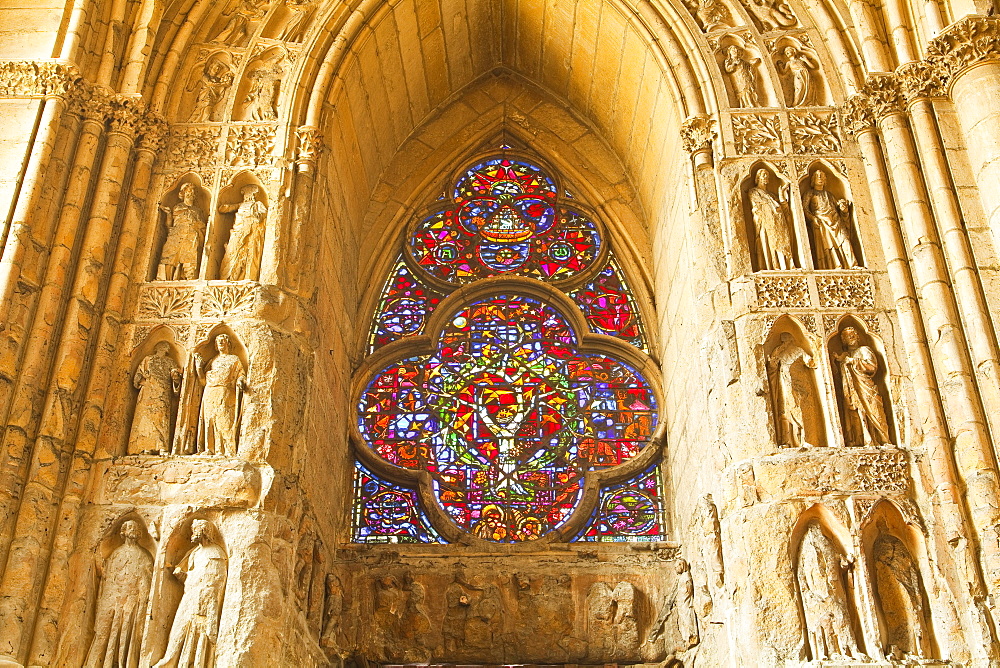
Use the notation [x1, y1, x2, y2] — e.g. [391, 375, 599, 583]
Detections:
[137, 114, 168, 154]
[927, 15, 1000, 81]
[840, 94, 875, 136]
[0, 60, 81, 98]
[107, 95, 147, 137]
[295, 126, 322, 164]
[680, 115, 717, 155]
[863, 74, 905, 119]
[77, 86, 113, 125]
[896, 60, 947, 102]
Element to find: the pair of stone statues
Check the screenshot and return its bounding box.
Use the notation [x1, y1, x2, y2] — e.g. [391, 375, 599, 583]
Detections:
[156, 183, 266, 282]
[768, 326, 890, 448]
[84, 519, 227, 668]
[750, 168, 861, 271]
[129, 334, 248, 457]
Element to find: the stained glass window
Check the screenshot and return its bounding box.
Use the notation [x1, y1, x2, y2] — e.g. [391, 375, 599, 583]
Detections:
[356, 154, 665, 544]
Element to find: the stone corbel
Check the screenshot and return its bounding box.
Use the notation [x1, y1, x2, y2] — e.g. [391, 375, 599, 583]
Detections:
[680, 114, 717, 169]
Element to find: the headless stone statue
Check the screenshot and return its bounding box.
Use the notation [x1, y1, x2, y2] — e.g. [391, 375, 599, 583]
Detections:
[129, 342, 182, 454]
[767, 332, 815, 448]
[154, 520, 228, 668]
[796, 522, 860, 660]
[84, 520, 153, 668]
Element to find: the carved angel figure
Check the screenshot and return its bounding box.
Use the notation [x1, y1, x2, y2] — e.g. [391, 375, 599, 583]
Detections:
[211, 0, 269, 46]
[84, 521, 153, 668]
[777, 45, 819, 106]
[242, 50, 285, 121]
[219, 184, 267, 281]
[587, 581, 639, 657]
[833, 326, 889, 447]
[749, 168, 794, 270]
[745, 0, 797, 29]
[129, 342, 182, 454]
[803, 169, 860, 269]
[695, 0, 733, 31]
[767, 332, 816, 448]
[188, 54, 234, 122]
[194, 334, 247, 456]
[279, 0, 316, 41]
[723, 45, 760, 107]
[797, 522, 860, 661]
[157, 182, 206, 281]
[154, 520, 228, 668]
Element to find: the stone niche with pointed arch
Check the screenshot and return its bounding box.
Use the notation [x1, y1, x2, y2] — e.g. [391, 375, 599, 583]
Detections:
[826, 316, 894, 447]
[151, 174, 212, 282]
[125, 326, 186, 457]
[799, 161, 864, 270]
[742, 161, 799, 272]
[210, 172, 269, 281]
[763, 315, 826, 448]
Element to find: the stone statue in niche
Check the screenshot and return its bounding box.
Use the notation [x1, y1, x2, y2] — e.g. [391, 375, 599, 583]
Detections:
[743, 0, 797, 29]
[84, 520, 153, 668]
[777, 46, 819, 106]
[219, 184, 267, 281]
[871, 525, 930, 658]
[194, 334, 247, 456]
[188, 53, 234, 123]
[803, 169, 861, 269]
[796, 521, 861, 660]
[279, 0, 316, 41]
[242, 50, 286, 121]
[129, 342, 182, 455]
[693, 495, 725, 617]
[157, 182, 207, 281]
[748, 168, 795, 270]
[154, 520, 228, 668]
[587, 581, 639, 658]
[723, 45, 760, 107]
[767, 332, 817, 448]
[320, 574, 344, 651]
[648, 560, 699, 654]
[833, 326, 890, 447]
[211, 0, 269, 46]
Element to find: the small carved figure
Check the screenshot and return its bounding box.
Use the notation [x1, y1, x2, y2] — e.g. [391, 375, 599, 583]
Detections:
[833, 326, 890, 447]
[154, 520, 228, 668]
[188, 54, 234, 122]
[745, 0, 797, 29]
[723, 45, 760, 107]
[695, 0, 734, 30]
[279, 0, 315, 41]
[194, 334, 247, 456]
[748, 168, 794, 270]
[443, 574, 472, 654]
[372, 575, 406, 659]
[157, 182, 207, 281]
[693, 495, 725, 618]
[767, 332, 816, 448]
[400, 573, 432, 661]
[588, 581, 640, 658]
[320, 574, 344, 650]
[648, 560, 699, 654]
[84, 520, 153, 668]
[129, 342, 182, 454]
[803, 169, 860, 269]
[777, 45, 819, 106]
[871, 526, 930, 657]
[211, 0, 269, 46]
[797, 522, 860, 660]
[219, 184, 267, 281]
[241, 50, 285, 121]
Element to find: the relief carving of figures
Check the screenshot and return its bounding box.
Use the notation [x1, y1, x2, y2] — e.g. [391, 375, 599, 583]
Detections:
[400, 573, 432, 661]
[803, 169, 860, 269]
[154, 520, 228, 668]
[833, 326, 890, 447]
[870, 526, 931, 658]
[796, 522, 861, 660]
[84, 521, 153, 668]
[320, 574, 344, 652]
[777, 46, 819, 106]
[514, 574, 578, 660]
[192, 334, 247, 456]
[767, 332, 817, 448]
[241, 50, 285, 121]
[157, 182, 207, 281]
[372, 575, 430, 662]
[211, 0, 269, 46]
[587, 582, 639, 658]
[693, 495, 725, 617]
[689, 0, 734, 31]
[743, 0, 797, 29]
[188, 53, 234, 123]
[278, 0, 315, 41]
[724, 46, 761, 107]
[128, 342, 182, 455]
[648, 561, 699, 655]
[748, 168, 795, 270]
[219, 184, 267, 281]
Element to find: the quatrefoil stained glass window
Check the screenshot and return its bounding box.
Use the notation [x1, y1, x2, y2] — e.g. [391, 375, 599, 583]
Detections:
[353, 155, 664, 544]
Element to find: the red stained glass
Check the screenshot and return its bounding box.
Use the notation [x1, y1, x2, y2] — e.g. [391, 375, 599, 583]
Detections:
[569, 257, 648, 351]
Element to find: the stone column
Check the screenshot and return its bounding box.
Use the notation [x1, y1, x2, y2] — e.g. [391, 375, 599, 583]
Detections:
[285, 126, 322, 294]
[928, 16, 1000, 253]
[842, 96, 999, 661]
[0, 95, 144, 662]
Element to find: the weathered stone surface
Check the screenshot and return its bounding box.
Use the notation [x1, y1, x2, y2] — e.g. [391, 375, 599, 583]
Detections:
[92, 457, 261, 507]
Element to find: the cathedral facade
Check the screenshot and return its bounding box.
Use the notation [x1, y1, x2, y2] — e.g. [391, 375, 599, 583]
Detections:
[1, 0, 1000, 665]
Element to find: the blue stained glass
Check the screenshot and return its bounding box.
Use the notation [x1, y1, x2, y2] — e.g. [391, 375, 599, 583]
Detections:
[351, 463, 444, 544]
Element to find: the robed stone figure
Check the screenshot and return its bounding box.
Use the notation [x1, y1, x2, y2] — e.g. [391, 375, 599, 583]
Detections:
[749, 168, 794, 270]
[803, 169, 860, 269]
[158, 183, 207, 281]
[193, 334, 247, 456]
[219, 184, 267, 281]
[129, 342, 182, 455]
[797, 522, 860, 660]
[833, 326, 889, 446]
[767, 332, 816, 448]
[154, 520, 228, 668]
[84, 520, 153, 668]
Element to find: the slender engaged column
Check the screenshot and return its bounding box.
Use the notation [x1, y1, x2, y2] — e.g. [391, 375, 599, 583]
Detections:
[842, 98, 999, 659]
[285, 126, 321, 294]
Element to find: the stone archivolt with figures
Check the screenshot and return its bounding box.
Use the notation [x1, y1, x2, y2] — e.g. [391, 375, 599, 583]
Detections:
[353, 154, 665, 545]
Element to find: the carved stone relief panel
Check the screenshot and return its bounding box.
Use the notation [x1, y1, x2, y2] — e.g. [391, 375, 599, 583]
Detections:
[755, 274, 810, 308]
[166, 128, 223, 172]
[733, 113, 783, 154]
[184, 51, 236, 123]
[817, 273, 875, 309]
[682, 0, 739, 32]
[738, 0, 799, 30]
[225, 124, 277, 166]
[768, 35, 825, 107]
[790, 112, 841, 154]
[235, 46, 288, 121]
[209, 0, 272, 47]
[139, 286, 195, 320]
